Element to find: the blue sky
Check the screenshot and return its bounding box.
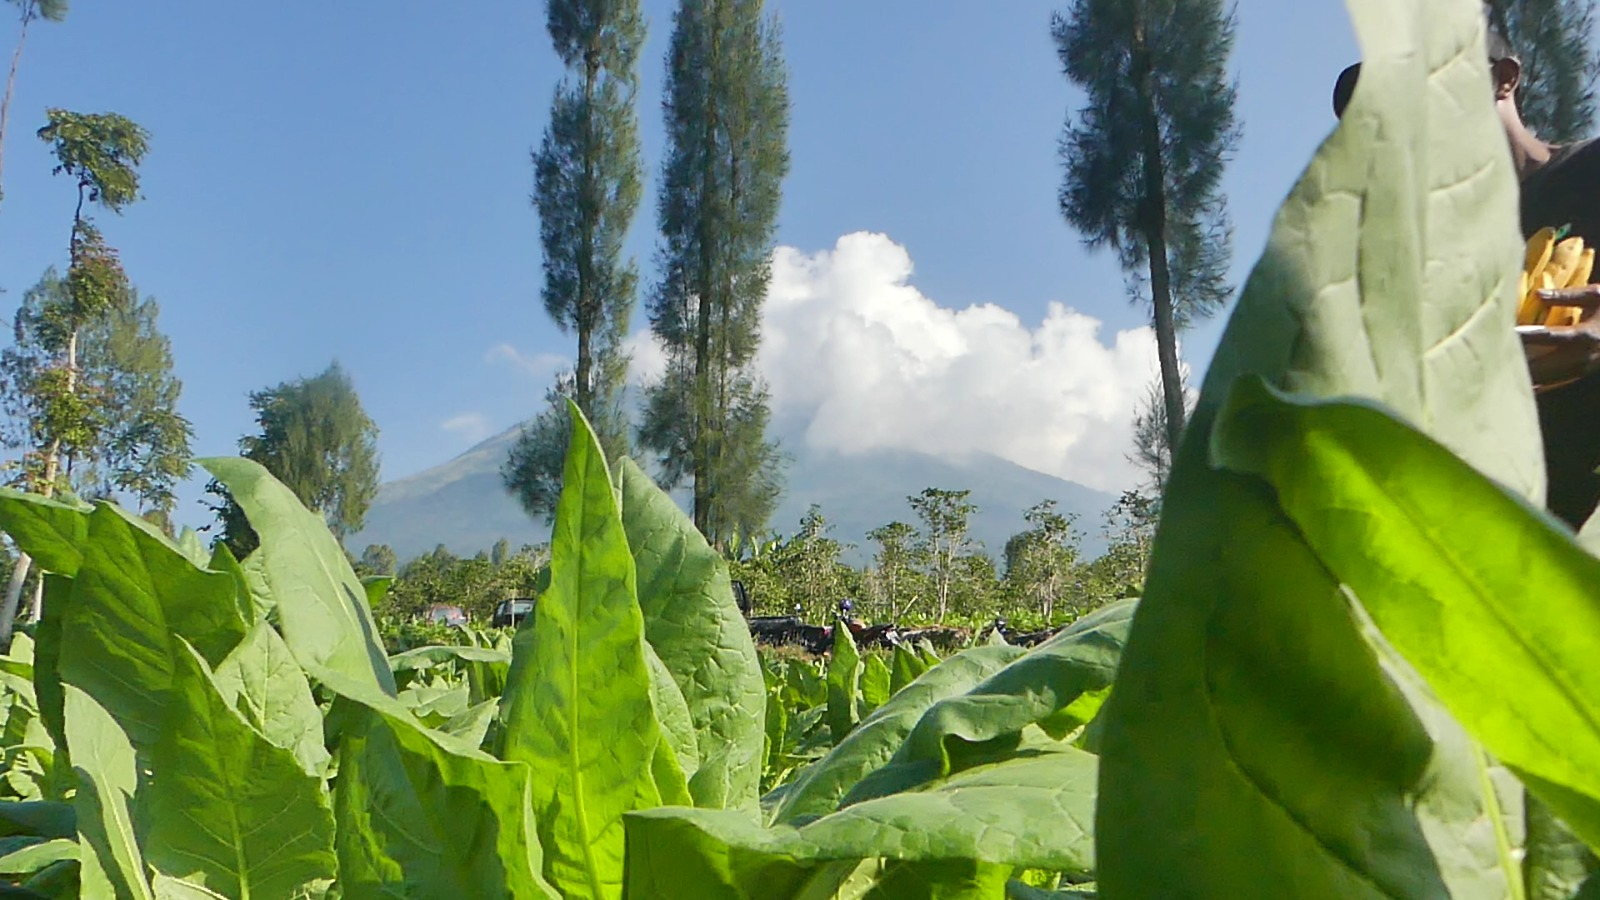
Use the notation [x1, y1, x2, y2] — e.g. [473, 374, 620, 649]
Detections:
[0, 0, 1358, 528]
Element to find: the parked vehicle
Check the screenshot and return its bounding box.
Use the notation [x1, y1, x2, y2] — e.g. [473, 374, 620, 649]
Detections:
[492, 597, 536, 629]
[424, 604, 467, 627]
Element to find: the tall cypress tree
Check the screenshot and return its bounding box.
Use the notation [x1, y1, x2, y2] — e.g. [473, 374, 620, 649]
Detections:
[1053, 0, 1239, 460]
[503, 0, 645, 522]
[1489, 0, 1599, 143]
[642, 0, 790, 548]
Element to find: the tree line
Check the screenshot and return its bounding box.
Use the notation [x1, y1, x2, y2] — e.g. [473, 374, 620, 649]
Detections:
[354, 483, 1158, 631]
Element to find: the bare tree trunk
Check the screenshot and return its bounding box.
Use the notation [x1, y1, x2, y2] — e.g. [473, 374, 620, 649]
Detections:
[1132, 16, 1187, 459]
[691, 22, 722, 543]
[0, 4, 34, 208]
[0, 552, 30, 651]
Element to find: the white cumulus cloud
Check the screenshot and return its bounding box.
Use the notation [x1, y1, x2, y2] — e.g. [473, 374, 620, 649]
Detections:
[441, 412, 492, 442]
[617, 232, 1166, 492]
[755, 232, 1163, 492]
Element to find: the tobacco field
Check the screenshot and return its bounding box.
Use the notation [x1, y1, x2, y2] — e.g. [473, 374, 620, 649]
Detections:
[4, 0, 1600, 896]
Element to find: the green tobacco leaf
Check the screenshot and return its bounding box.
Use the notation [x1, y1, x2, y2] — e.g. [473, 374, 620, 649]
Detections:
[61, 686, 151, 900]
[140, 641, 336, 899]
[92, 506, 246, 667]
[334, 702, 557, 900]
[199, 458, 395, 702]
[860, 654, 891, 716]
[827, 623, 862, 745]
[388, 645, 510, 672]
[58, 506, 246, 755]
[616, 457, 767, 811]
[499, 404, 676, 900]
[1215, 378, 1600, 853]
[772, 645, 1024, 825]
[206, 542, 256, 626]
[0, 838, 75, 875]
[626, 749, 1098, 898]
[361, 575, 392, 610]
[647, 641, 701, 792]
[390, 644, 509, 705]
[848, 603, 1131, 809]
[0, 491, 90, 577]
[211, 619, 331, 778]
[763, 688, 787, 779]
[1093, 0, 1541, 894]
[441, 698, 499, 750]
[29, 576, 67, 759]
[857, 600, 1131, 799]
[890, 644, 930, 696]
[174, 528, 208, 570]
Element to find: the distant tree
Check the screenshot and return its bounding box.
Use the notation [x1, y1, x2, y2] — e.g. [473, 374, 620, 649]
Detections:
[75, 286, 192, 514]
[210, 361, 379, 559]
[1084, 489, 1160, 602]
[908, 488, 978, 623]
[773, 505, 853, 620]
[0, 0, 67, 206]
[866, 520, 923, 620]
[359, 543, 398, 577]
[491, 537, 511, 567]
[949, 552, 1001, 621]
[640, 0, 791, 548]
[0, 109, 148, 648]
[1053, 0, 1239, 461]
[1003, 500, 1084, 622]
[1488, 0, 1599, 143]
[504, 0, 646, 522]
[381, 542, 548, 621]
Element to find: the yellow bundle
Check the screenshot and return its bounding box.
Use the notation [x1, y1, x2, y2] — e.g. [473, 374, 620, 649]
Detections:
[1518, 225, 1595, 326]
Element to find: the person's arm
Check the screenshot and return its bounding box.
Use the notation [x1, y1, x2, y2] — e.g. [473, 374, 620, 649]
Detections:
[1521, 286, 1600, 389]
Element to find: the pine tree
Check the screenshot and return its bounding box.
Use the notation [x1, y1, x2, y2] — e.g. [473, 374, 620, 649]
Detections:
[1489, 0, 1599, 143]
[503, 0, 646, 523]
[1053, 0, 1239, 460]
[642, 0, 790, 548]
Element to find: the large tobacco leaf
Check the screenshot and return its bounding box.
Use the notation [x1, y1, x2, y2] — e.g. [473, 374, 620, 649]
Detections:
[770, 644, 1025, 825]
[139, 640, 336, 899]
[0, 491, 91, 579]
[57, 505, 246, 756]
[616, 457, 767, 811]
[1093, 0, 1539, 895]
[845, 600, 1131, 807]
[626, 749, 1098, 899]
[61, 686, 150, 900]
[499, 404, 681, 899]
[200, 457, 396, 702]
[827, 619, 863, 745]
[211, 619, 331, 779]
[334, 702, 558, 899]
[1215, 379, 1600, 855]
